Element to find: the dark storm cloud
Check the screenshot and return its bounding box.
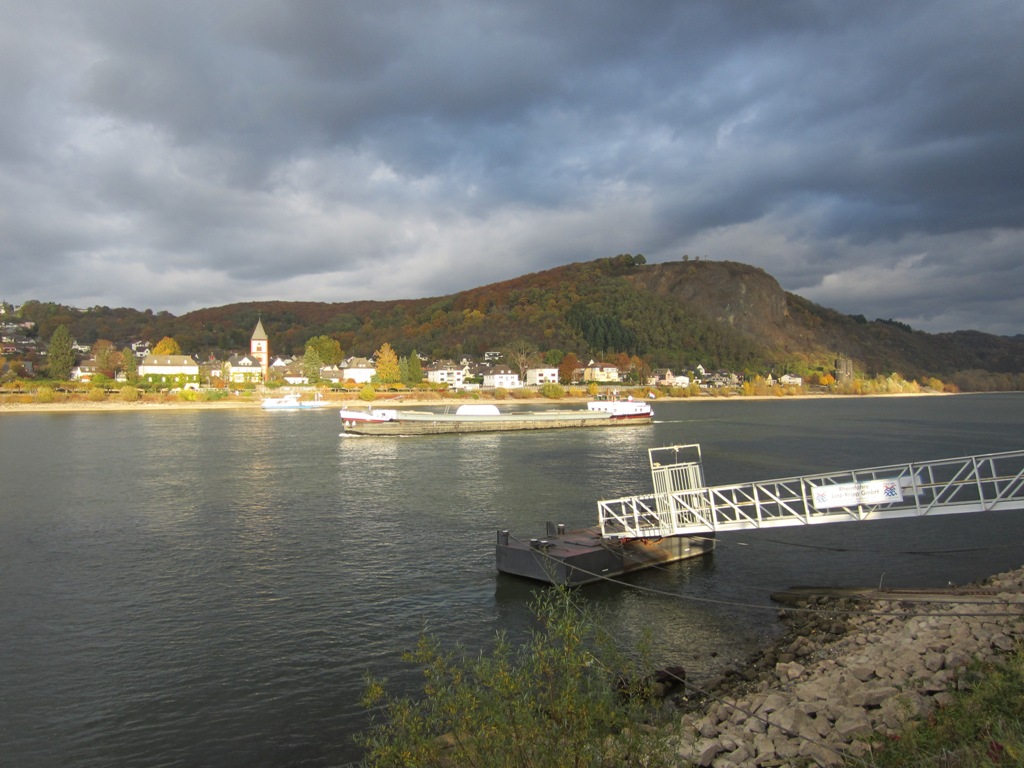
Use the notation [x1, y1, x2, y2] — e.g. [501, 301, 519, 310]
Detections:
[2, 0, 1022, 334]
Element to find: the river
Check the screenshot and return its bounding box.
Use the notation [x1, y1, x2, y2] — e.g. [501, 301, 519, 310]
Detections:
[2, 393, 1023, 766]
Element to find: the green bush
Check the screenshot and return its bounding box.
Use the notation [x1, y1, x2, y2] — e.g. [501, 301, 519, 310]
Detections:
[87, 387, 106, 402]
[539, 382, 565, 399]
[35, 385, 56, 403]
[120, 386, 141, 402]
[359, 384, 376, 401]
[359, 586, 671, 768]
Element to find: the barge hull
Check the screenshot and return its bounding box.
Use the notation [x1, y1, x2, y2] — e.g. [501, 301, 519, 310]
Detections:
[495, 524, 714, 585]
[345, 414, 651, 436]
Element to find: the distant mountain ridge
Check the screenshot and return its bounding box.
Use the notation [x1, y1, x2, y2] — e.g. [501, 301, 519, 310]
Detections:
[13, 257, 1024, 384]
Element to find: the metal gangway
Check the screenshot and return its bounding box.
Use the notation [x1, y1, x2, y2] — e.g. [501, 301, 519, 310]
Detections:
[597, 444, 1024, 541]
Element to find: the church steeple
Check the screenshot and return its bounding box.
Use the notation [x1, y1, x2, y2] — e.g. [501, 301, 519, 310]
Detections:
[250, 318, 269, 380]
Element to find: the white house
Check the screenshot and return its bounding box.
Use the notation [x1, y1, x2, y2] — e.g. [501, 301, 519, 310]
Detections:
[524, 367, 559, 386]
[139, 354, 201, 389]
[71, 361, 101, 382]
[483, 365, 521, 389]
[225, 354, 263, 384]
[341, 357, 376, 385]
[427, 365, 465, 388]
[651, 369, 691, 388]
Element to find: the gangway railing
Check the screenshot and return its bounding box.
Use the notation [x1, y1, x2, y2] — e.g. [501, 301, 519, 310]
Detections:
[598, 446, 1024, 541]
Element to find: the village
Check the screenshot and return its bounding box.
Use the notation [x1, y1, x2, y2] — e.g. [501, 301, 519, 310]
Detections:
[2, 315, 807, 396]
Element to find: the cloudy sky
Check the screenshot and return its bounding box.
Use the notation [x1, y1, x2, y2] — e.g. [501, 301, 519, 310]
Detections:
[3, 1, 1022, 335]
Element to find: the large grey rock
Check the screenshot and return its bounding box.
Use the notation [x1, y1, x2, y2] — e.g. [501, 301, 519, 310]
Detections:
[832, 708, 873, 740]
[847, 685, 899, 708]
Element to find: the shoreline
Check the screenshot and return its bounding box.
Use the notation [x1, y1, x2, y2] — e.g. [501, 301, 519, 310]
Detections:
[0, 390, 956, 415]
[672, 566, 1024, 765]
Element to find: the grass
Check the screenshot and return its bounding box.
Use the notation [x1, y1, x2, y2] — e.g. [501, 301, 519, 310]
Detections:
[866, 647, 1024, 767]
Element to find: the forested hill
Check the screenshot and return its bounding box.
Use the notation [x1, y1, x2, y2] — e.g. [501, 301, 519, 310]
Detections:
[13, 256, 1024, 381]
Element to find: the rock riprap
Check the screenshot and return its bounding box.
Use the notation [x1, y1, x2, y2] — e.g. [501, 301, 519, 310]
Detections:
[672, 568, 1024, 767]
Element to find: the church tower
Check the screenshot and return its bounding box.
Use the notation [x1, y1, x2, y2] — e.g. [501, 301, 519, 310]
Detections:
[250, 318, 269, 381]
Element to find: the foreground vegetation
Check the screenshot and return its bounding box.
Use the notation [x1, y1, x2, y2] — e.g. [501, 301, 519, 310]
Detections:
[357, 583, 1024, 768]
[359, 587, 674, 768]
[866, 648, 1024, 767]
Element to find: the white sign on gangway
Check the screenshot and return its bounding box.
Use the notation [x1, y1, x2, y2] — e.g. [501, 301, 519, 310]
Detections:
[812, 479, 903, 510]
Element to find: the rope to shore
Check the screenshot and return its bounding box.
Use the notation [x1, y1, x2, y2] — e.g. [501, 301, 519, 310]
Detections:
[506, 533, 1024, 619]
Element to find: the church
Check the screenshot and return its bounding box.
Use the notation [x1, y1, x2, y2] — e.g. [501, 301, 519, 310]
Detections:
[225, 319, 270, 384]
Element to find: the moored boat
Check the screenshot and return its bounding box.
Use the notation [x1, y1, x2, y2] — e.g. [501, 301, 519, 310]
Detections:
[263, 392, 331, 410]
[262, 393, 303, 409]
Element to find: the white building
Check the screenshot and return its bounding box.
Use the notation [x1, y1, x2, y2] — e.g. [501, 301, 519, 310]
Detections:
[483, 366, 521, 389]
[524, 367, 559, 386]
[582, 360, 620, 383]
[426, 366, 465, 388]
[341, 358, 376, 385]
[139, 354, 201, 389]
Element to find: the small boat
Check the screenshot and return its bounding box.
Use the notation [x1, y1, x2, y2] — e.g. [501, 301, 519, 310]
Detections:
[339, 400, 652, 435]
[261, 393, 303, 409]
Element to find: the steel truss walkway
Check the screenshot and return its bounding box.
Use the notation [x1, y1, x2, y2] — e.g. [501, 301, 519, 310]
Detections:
[597, 445, 1024, 541]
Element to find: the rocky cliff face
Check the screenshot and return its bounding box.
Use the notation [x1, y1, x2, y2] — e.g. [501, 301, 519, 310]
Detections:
[627, 261, 790, 335]
[627, 260, 1024, 377]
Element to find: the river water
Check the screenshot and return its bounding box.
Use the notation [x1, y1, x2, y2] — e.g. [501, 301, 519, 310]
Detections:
[2, 394, 1024, 766]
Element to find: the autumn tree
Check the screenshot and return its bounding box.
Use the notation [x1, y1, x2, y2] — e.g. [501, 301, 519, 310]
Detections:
[631, 355, 653, 386]
[503, 339, 539, 377]
[121, 347, 139, 383]
[305, 335, 343, 366]
[374, 342, 401, 384]
[558, 352, 581, 385]
[92, 340, 122, 378]
[47, 325, 75, 380]
[152, 336, 182, 355]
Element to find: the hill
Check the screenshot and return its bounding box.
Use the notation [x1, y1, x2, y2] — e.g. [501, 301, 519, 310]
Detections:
[12, 256, 1024, 385]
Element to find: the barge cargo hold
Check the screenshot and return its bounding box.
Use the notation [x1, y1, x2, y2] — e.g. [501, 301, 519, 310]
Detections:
[340, 400, 652, 436]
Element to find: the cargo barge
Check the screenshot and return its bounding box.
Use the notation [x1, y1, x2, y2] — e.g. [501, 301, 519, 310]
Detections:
[340, 400, 652, 436]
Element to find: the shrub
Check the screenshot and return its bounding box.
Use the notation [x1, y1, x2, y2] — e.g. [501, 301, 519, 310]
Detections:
[492, 387, 508, 400]
[359, 384, 376, 402]
[539, 382, 565, 399]
[87, 387, 106, 402]
[120, 386, 141, 402]
[359, 586, 671, 768]
[35, 385, 56, 403]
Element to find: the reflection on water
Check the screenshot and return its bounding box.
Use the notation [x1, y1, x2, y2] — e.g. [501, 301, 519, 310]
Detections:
[3, 394, 1024, 766]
